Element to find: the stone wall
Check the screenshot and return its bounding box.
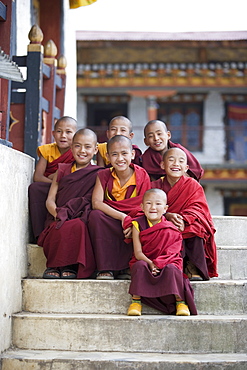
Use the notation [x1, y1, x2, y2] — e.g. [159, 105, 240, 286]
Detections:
[0, 145, 34, 353]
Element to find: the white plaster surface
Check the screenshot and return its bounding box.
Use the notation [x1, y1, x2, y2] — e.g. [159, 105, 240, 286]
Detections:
[204, 185, 224, 216]
[0, 145, 34, 353]
[129, 96, 147, 152]
[63, 0, 77, 119]
[196, 91, 225, 164]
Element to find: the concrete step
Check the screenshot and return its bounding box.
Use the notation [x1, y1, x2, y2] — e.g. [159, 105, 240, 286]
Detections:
[12, 312, 247, 353]
[27, 243, 247, 279]
[22, 279, 247, 315]
[2, 349, 247, 370]
[216, 246, 247, 279]
[213, 216, 247, 246]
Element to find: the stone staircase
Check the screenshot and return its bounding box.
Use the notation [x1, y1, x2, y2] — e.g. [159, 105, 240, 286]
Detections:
[1, 216, 247, 369]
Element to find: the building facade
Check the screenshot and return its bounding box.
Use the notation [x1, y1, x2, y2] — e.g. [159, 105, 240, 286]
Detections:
[76, 30, 247, 216]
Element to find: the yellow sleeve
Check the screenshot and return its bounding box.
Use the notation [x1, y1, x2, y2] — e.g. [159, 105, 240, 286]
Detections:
[37, 143, 60, 163]
[98, 142, 110, 165]
[132, 220, 140, 231]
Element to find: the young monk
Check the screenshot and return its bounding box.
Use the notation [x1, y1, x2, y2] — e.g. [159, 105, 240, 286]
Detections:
[88, 135, 150, 280]
[38, 128, 102, 279]
[128, 188, 197, 316]
[152, 147, 218, 281]
[28, 116, 77, 240]
[97, 116, 142, 167]
[141, 119, 204, 181]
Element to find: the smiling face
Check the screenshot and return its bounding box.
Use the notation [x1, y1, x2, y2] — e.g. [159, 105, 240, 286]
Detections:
[161, 148, 188, 183]
[52, 118, 77, 153]
[71, 131, 98, 169]
[144, 121, 171, 154]
[107, 117, 134, 140]
[107, 138, 135, 174]
[141, 189, 168, 225]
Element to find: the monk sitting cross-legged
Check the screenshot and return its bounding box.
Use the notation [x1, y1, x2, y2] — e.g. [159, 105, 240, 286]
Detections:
[88, 135, 151, 280]
[38, 128, 102, 279]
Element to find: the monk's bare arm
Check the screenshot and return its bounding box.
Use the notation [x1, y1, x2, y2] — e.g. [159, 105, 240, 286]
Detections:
[96, 152, 105, 167]
[132, 227, 159, 274]
[33, 155, 52, 183]
[45, 171, 59, 219]
[92, 176, 127, 223]
[165, 212, 185, 231]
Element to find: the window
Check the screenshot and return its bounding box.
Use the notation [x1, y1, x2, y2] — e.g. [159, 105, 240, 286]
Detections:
[158, 102, 203, 152]
[86, 98, 128, 142]
[226, 103, 247, 162]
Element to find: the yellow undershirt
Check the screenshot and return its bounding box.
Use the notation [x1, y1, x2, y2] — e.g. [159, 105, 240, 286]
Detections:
[110, 168, 136, 201]
[132, 218, 161, 231]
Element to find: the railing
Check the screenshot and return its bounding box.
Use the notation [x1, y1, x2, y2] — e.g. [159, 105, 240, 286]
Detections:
[9, 25, 67, 160]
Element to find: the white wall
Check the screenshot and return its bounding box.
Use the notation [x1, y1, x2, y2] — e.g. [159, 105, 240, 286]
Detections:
[204, 185, 224, 216]
[63, 1, 77, 119]
[129, 96, 147, 153]
[16, 0, 32, 56]
[0, 146, 34, 353]
[195, 91, 225, 164]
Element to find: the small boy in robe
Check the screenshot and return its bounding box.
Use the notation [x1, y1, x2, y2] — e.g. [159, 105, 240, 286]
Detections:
[128, 188, 197, 316]
[152, 147, 218, 281]
[97, 116, 142, 167]
[141, 119, 204, 181]
[28, 116, 77, 240]
[38, 128, 102, 279]
[88, 135, 150, 280]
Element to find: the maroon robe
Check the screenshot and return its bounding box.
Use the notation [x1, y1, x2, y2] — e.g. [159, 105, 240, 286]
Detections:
[44, 148, 74, 177]
[129, 215, 197, 315]
[38, 163, 102, 278]
[88, 164, 151, 272]
[141, 140, 204, 181]
[152, 175, 218, 278]
[28, 149, 75, 240]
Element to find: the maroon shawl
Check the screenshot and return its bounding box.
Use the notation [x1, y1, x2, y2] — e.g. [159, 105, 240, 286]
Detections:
[129, 215, 183, 270]
[44, 149, 74, 177]
[152, 175, 217, 277]
[43, 163, 102, 229]
[98, 164, 151, 218]
[141, 141, 204, 181]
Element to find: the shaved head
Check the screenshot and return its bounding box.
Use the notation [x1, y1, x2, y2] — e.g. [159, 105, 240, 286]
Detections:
[144, 120, 168, 137]
[109, 116, 133, 133]
[73, 128, 97, 145]
[143, 188, 167, 203]
[54, 116, 77, 131]
[162, 147, 187, 163]
[107, 134, 132, 153]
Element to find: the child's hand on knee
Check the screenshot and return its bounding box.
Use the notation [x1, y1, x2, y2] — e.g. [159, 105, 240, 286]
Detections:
[149, 261, 160, 275]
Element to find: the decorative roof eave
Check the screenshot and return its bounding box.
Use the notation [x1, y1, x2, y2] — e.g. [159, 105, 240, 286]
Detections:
[77, 61, 247, 88]
[76, 30, 247, 42]
[0, 47, 24, 82]
[201, 168, 247, 182]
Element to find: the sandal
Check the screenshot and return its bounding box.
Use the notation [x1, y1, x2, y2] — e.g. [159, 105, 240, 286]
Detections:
[185, 261, 203, 281]
[96, 271, 114, 280]
[60, 267, 77, 279]
[43, 267, 60, 279]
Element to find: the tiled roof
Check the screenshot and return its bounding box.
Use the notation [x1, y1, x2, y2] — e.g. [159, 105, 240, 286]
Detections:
[76, 30, 247, 41]
[0, 47, 23, 82]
